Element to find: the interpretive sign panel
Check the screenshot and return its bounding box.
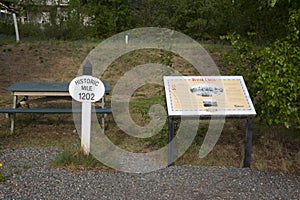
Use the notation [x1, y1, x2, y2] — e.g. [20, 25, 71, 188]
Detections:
[163, 76, 256, 117]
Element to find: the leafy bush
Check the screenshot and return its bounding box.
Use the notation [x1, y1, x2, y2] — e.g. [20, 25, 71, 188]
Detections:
[221, 10, 300, 128]
[0, 22, 15, 35]
[19, 23, 44, 38]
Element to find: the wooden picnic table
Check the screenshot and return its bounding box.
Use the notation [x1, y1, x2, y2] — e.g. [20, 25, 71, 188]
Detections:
[2, 81, 111, 132]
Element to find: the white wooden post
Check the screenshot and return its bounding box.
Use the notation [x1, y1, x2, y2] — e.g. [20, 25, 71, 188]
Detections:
[81, 62, 92, 155]
[69, 62, 105, 155]
[81, 101, 92, 154]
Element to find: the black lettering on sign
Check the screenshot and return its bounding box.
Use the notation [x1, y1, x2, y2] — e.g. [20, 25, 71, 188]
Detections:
[79, 93, 95, 101]
[81, 85, 93, 91]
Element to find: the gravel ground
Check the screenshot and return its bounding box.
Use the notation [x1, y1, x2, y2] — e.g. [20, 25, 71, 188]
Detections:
[0, 147, 299, 200]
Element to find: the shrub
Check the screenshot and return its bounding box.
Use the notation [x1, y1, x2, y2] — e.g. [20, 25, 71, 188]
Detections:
[221, 10, 300, 128]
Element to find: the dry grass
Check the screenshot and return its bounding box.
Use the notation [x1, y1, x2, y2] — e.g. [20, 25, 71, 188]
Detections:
[0, 40, 299, 174]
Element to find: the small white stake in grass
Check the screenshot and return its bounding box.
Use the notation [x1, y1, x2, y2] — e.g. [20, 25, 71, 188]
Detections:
[12, 13, 19, 42]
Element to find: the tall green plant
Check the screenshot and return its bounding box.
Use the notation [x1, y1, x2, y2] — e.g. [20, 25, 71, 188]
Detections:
[222, 9, 300, 128]
[84, 0, 135, 38]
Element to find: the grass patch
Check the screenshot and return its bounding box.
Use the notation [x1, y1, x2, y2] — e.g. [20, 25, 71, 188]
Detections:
[0, 174, 4, 182]
[51, 148, 113, 171]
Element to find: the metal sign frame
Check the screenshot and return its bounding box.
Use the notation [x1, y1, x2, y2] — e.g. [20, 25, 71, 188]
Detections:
[163, 76, 256, 168]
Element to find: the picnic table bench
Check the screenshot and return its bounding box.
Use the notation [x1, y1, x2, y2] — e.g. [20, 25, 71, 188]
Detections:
[0, 82, 112, 133]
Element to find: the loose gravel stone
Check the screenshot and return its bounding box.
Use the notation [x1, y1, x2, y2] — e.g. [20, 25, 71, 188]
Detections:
[0, 147, 299, 199]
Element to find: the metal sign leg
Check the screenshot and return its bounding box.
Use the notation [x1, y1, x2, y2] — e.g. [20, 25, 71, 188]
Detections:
[168, 117, 175, 167]
[101, 96, 105, 129]
[243, 117, 254, 168]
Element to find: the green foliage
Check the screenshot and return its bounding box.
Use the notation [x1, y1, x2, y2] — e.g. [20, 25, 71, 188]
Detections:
[1, 0, 299, 42]
[52, 149, 104, 169]
[0, 22, 15, 35]
[0, 174, 4, 182]
[85, 0, 135, 38]
[134, 0, 177, 28]
[254, 41, 300, 128]
[174, 0, 232, 39]
[19, 23, 44, 38]
[139, 125, 169, 148]
[0, 162, 4, 182]
[221, 9, 300, 128]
